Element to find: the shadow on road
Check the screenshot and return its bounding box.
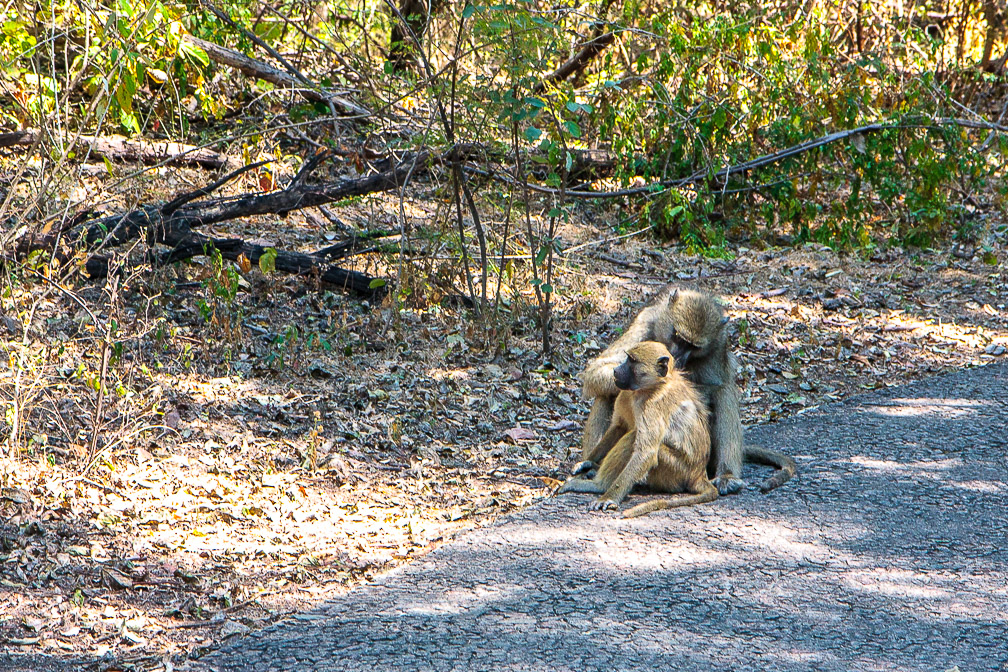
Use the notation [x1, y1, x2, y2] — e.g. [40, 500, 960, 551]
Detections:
[191, 362, 1007, 671]
[5, 364, 1006, 672]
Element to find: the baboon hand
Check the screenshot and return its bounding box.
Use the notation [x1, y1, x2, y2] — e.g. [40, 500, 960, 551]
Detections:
[712, 475, 745, 496]
[589, 498, 618, 512]
[571, 460, 596, 477]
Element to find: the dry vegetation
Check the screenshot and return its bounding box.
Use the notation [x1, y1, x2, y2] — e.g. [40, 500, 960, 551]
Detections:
[1, 167, 1006, 669]
[1, 0, 1007, 668]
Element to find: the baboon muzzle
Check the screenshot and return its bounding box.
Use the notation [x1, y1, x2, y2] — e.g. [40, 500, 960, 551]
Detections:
[670, 343, 691, 368]
[614, 361, 634, 390]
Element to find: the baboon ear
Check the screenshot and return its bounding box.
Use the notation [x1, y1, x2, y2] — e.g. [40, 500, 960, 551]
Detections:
[721, 315, 730, 326]
[669, 289, 679, 304]
[656, 356, 669, 377]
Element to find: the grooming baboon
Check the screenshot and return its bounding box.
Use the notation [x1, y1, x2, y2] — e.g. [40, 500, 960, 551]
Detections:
[558, 341, 718, 518]
[578, 287, 796, 494]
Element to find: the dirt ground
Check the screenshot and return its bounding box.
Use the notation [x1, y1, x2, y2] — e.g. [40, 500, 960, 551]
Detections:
[1, 166, 1006, 670]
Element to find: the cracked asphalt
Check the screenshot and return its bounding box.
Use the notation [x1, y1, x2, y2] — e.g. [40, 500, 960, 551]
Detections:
[193, 361, 1008, 672]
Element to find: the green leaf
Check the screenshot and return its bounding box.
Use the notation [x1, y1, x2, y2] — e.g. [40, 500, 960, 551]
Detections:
[535, 244, 550, 264]
[259, 247, 277, 274]
[713, 107, 727, 129]
[462, 3, 478, 19]
[524, 127, 542, 142]
[563, 120, 581, 138]
[119, 109, 139, 134]
[179, 39, 209, 67]
[565, 101, 593, 114]
[541, 283, 553, 294]
[368, 278, 387, 289]
[548, 207, 562, 218]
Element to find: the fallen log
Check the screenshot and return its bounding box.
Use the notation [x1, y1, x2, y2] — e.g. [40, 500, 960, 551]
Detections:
[71, 152, 434, 295]
[83, 229, 381, 295]
[183, 36, 369, 117]
[83, 151, 430, 249]
[0, 129, 236, 169]
[533, 31, 615, 94]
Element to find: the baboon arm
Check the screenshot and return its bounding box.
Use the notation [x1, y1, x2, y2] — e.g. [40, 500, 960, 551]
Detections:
[580, 349, 624, 398]
[581, 312, 659, 398]
[584, 422, 627, 466]
[710, 375, 743, 480]
[557, 478, 606, 495]
[580, 396, 615, 460]
[600, 430, 662, 505]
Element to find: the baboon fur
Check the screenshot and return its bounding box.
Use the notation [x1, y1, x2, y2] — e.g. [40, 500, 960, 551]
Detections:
[559, 341, 718, 518]
[579, 287, 795, 494]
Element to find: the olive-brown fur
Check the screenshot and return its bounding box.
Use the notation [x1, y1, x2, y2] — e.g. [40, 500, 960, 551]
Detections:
[560, 342, 718, 517]
[579, 287, 795, 494]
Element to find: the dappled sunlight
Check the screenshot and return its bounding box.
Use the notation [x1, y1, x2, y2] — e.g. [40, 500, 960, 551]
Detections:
[429, 367, 473, 382]
[396, 583, 524, 616]
[635, 630, 848, 667]
[174, 374, 260, 405]
[847, 456, 960, 473]
[843, 568, 1008, 622]
[844, 567, 950, 600]
[953, 479, 1006, 494]
[584, 538, 732, 571]
[726, 519, 849, 562]
[861, 397, 988, 418]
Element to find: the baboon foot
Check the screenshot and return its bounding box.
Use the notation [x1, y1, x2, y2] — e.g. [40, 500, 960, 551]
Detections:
[570, 460, 597, 478]
[589, 498, 618, 512]
[712, 475, 745, 496]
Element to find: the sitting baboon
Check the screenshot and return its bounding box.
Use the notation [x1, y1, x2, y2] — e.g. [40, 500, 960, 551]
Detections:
[558, 341, 718, 518]
[579, 286, 795, 494]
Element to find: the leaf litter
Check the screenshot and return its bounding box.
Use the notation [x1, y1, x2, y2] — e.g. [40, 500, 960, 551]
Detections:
[0, 191, 1005, 670]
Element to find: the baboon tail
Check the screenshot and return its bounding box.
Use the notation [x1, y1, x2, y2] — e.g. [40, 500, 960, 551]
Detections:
[621, 488, 718, 518]
[744, 444, 797, 493]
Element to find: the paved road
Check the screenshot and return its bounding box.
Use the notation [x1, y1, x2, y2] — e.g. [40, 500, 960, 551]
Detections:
[194, 361, 1008, 672]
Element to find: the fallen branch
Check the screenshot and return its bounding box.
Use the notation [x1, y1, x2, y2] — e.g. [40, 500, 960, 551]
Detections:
[168, 233, 381, 295]
[83, 227, 385, 295]
[534, 31, 615, 94]
[68, 152, 435, 295]
[474, 117, 1008, 199]
[183, 35, 369, 117]
[0, 129, 236, 169]
[84, 151, 430, 249]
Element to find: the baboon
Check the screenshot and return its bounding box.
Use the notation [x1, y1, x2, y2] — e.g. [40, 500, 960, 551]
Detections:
[578, 287, 796, 494]
[558, 341, 718, 518]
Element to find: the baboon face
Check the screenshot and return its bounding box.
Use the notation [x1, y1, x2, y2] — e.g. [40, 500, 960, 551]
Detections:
[614, 341, 671, 391]
[655, 289, 728, 366]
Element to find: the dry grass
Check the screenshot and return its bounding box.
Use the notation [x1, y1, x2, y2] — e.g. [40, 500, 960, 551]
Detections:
[0, 167, 1006, 669]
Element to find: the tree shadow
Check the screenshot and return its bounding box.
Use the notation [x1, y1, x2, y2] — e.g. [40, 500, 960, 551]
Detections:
[188, 361, 1008, 671]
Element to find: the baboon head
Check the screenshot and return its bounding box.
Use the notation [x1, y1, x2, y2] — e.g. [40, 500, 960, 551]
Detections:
[654, 288, 729, 367]
[613, 341, 672, 391]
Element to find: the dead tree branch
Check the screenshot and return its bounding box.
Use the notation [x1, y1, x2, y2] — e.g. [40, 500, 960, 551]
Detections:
[183, 36, 369, 117]
[0, 129, 236, 169]
[534, 31, 615, 94]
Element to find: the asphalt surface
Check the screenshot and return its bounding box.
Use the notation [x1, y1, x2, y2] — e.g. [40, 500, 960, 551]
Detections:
[195, 361, 1008, 672]
[5, 362, 1008, 671]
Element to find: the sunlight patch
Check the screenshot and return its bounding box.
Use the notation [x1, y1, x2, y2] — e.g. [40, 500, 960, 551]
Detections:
[863, 397, 988, 418]
[848, 456, 960, 473]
